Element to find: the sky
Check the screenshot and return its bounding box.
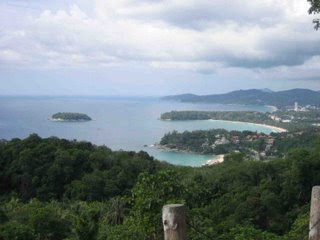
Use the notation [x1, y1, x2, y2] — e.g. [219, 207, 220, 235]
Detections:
[0, 0, 320, 96]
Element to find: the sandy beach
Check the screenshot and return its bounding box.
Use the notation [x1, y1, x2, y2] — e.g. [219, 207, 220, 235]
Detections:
[206, 154, 225, 165]
[208, 119, 287, 133]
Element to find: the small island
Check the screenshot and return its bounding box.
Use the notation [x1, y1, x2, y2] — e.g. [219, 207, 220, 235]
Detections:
[51, 112, 92, 122]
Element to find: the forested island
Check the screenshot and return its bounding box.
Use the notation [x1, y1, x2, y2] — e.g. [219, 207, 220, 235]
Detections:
[0, 133, 318, 239]
[51, 112, 92, 121]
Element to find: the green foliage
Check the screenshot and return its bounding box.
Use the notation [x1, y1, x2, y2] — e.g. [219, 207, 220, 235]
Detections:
[0, 134, 163, 201]
[0, 209, 8, 225]
[161, 110, 271, 122]
[0, 221, 35, 240]
[106, 197, 126, 225]
[308, 0, 320, 14]
[99, 218, 148, 240]
[160, 128, 267, 155]
[71, 202, 101, 240]
[1, 134, 319, 240]
[160, 128, 320, 158]
[1, 199, 71, 240]
[284, 210, 309, 240]
[28, 204, 71, 240]
[230, 225, 284, 240]
[130, 170, 186, 239]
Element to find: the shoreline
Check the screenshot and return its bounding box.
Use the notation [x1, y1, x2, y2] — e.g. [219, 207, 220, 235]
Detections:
[153, 143, 220, 166]
[207, 119, 287, 133]
[49, 118, 91, 122]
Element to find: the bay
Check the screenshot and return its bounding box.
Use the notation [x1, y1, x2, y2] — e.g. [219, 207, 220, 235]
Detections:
[0, 96, 275, 166]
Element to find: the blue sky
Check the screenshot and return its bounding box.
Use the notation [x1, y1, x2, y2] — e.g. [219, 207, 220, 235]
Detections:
[1, 0, 320, 96]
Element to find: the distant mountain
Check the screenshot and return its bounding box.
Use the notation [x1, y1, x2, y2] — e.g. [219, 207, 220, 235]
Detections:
[162, 89, 320, 108]
[260, 88, 273, 93]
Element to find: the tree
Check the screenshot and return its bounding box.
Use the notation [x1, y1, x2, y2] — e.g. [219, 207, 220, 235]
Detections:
[0, 221, 35, 240]
[0, 209, 8, 224]
[308, 0, 320, 14]
[26, 202, 71, 240]
[130, 170, 185, 240]
[72, 203, 101, 240]
[106, 197, 126, 225]
[308, 0, 320, 30]
[230, 225, 283, 240]
[284, 211, 309, 240]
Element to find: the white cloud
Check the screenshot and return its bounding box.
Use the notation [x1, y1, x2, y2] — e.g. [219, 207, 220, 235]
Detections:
[0, 0, 319, 78]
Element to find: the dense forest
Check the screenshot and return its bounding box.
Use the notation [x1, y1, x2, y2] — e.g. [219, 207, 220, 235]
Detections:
[1, 134, 320, 239]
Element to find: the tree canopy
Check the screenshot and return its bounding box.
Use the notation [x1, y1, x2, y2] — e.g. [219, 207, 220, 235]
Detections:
[0, 133, 320, 239]
[308, 0, 320, 14]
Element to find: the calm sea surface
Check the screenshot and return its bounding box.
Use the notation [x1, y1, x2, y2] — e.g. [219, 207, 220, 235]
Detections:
[0, 96, 274, 166]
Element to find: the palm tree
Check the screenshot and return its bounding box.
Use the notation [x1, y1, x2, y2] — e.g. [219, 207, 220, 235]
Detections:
[106, 197, 126, 225]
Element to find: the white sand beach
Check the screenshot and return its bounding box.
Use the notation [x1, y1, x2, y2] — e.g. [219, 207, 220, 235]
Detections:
[206, 154, 225, 165]
[208, 119, 287, 133]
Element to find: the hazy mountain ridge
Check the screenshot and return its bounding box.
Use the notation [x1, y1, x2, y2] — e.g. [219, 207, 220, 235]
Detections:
[162, 88, 320, 108]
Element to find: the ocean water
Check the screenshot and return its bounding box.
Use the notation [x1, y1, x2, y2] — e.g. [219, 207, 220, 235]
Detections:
[0, 96, 274, 166]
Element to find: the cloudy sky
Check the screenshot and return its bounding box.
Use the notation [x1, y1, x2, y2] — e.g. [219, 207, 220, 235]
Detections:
[1, 0, 320, 96]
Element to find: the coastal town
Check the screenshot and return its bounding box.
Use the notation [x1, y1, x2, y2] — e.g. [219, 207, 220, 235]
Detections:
[158, 102, 320, 164]
[269, 102, 320, 123]
[158, 127, 320, 165]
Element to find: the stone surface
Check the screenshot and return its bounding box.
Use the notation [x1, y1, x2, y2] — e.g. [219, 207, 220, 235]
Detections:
[310, 186, 320, 240]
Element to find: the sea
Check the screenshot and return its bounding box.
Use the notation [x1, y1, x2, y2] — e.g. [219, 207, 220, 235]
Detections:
[0, 96, 275, 166]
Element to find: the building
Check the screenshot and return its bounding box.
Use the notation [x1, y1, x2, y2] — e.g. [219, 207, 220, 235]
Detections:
[294, 102, 298, 112]
[270, 115, 281, 122]
[214, 136, 230, 145]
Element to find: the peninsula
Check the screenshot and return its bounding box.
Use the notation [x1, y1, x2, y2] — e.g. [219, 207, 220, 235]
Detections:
[162, 88, 320, 109]
[158, 128, 320, 161]
[51, 112, 92, 121]
[160, 110, 320, 132]
[160, 110, 289, 131]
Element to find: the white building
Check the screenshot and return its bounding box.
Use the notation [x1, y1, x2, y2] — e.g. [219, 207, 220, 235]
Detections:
[294, 102, 298, 112]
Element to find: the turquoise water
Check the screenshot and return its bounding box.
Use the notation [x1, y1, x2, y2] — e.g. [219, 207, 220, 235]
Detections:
[0, 96, 274, 166]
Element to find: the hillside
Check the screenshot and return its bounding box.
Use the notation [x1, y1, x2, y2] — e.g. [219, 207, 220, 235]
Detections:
[162, 89, 320, 108]
[0, 134, 317, 239]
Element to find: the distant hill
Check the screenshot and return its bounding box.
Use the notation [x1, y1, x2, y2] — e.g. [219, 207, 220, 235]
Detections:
[162, 89, 320, 108]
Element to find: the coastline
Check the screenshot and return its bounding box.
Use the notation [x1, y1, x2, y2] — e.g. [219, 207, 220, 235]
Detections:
[207, 119, 287, 133]
[153, 143, 221, 166]
[49, 118, 91, 122]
